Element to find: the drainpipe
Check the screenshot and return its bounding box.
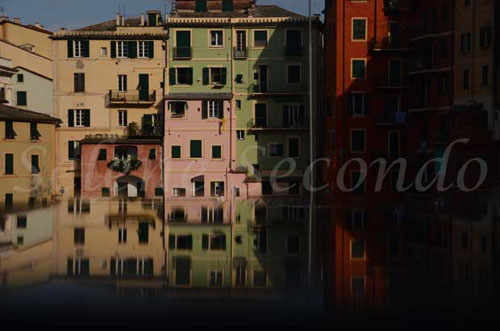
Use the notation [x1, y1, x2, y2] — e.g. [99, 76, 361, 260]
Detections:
[308, 0, 314, 284]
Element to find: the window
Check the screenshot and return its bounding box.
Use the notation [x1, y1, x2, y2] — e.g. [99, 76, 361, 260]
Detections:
[254, 30, 268, 47]
[149, 148, 157, 160]
[236, 100, 242, 110]
[74, 73, 85, 92]
[287, 65, 301, 84]
[195, 0, 207, 12]
[209, 270, 223, 287]
[74, 228, 85, 245]
[202, 233, 226, 250]
[286, 29, 302, 55]
[138, 41, 149, 58]
[17, 74, 24, 83]
[204, 67, 226, 85]
[138, 222, 149, 244]
[463, 69, 470, 90]
[74, 40, 83, 57]
[117, 41, 128, 58]
[210, 182, 225, 197]
[351, 129, 366, 152]
[69, 109, 90, 127]
[5, 193, 13, 208]
[352, 171, 365, 194]
[16, 91, 27, 106]
[118, 110, 127, 127]
[5, 120, 16, 139]
[480, 26, 492, 48]
[287, 235, 300, 254]
[30, 122, 40, 140]
[173, 188, 186, 197]
[269, 143, 284, 157]
[439, 39, 447, 56]
[351, 240, 365, 259]
[212, 145, 222, 159]
[175, 258, 191, 285]
[169, 208, 186, 221]
[352, 18, 367, 40]
[118, 228, 127, 243]
[222, 0, 234, 12]
[100, 47, 107, 56]
[255, 103, 267, 127]
[155, 187, 164, 197]
[68, 141, 80, 160]
[118, 75, 127, 91]
[236, 130, 245, 140]
[460, 33, 471, 53]
[253, 270, 267, 286]
[31, 155, 40, 174]
[5, 154, 13, 175]
[190, 140, 202, 158]
[170, 101, 186, 118]
[482, 65, 489, 86]
[349, 93, 368, 116]
[210, 30, 224, 47]
[351, 59, 366, 79]
[206, 100, 222, 118]
[170, 234, 193, 250]
[17, 215, 27, 229]
[171, 145, 182, 159]
[172, 67, 193, 85]
[389, 59, 401, 86]
[288, 138, 300, 158]
[101, 187, 110, 197]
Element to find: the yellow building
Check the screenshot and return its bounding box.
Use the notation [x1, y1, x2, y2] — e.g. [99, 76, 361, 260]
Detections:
[0, 16, 53, 59]
[51, 11, 167, 197]
[0, 104, 60, 210]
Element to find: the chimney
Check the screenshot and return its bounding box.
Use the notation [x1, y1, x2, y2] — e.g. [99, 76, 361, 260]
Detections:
[13, 17, 21, 24]
[140, 14, 145, 26]
[35, 21, 41, 28]
[121, 15, 125, 26]
[116, 13, 121, 26]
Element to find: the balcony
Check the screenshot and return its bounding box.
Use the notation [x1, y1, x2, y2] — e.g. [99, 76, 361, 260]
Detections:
[369, 37, 411, 52]
[248, 83, 305, 96]
[234, 47, 248, 59]
[375, 112, 407, 126]
[174, 47, 192, 59]
[284, 46, 304, 58]
[246, 119, 309, 131]
[106, 90, 156, 107]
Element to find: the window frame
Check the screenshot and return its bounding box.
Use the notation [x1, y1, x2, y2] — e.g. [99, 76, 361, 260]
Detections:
[209, 30, 224, 48]
[351, 17, 367, 41]
[286, 64, 302, 85]
[351, 59, 367, 79]
[253, 30, 269, 48]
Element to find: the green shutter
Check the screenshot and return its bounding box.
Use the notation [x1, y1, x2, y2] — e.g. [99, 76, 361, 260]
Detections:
[202, 68, 209, 85]
[148, 41, 154, 58]
[187, 68, 193, 85]
[202, 101, 208, 119]
[5, 120, 16, 139]
[5, 154, 13, 174]
[171, 146, 181, 159]
[67, 40, 73, 58]
[83, 109, 90, 127]
[218, 101, 224, 119]
[128, 41, 137, 58]
[110, 41, 116, 58]
[221, 68, 227, 85]
[169, 68, 176, 86]
[190, 140, 202, 158]
[82, 40, 90, 57]
[68, 141, 75, 160]
[202, 234, 209, 250]
[68, 109, 74, 127]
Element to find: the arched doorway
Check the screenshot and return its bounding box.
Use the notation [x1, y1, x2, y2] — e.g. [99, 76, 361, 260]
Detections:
[115, 175, 145, 198]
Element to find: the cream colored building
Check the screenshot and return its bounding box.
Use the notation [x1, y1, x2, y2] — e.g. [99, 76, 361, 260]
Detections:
[51, 11, 167, 197]
[0, 17, 53, 59]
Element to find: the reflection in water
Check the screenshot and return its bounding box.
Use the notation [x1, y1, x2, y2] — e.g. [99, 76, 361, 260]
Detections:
[1, 194, 499, 326]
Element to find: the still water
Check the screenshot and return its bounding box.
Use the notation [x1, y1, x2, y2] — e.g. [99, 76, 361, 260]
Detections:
[1, 195, 499, 328]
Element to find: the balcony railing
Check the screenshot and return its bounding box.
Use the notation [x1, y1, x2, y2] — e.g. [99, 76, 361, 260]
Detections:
[285, 46, 303, 57]
[234, 47, 248, 59]
[247, 119, 309, 130]
[174, 47, 192, 59]
[107, 90, 156, 106]
[369, 37, 410, 52]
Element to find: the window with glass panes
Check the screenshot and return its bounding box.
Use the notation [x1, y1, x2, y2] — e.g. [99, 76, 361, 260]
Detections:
[352, 18, 366, 40]
[352, 59, 366, 79]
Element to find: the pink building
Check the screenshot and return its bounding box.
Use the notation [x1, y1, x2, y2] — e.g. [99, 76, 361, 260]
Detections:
[80, 136, 163, 199]
[164, 94, 246, 200]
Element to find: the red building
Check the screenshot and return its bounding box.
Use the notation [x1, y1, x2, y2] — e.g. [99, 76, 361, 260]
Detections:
[80, 136, 163, 199]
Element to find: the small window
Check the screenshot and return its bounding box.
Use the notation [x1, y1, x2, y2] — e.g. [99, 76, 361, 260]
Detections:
[17, 74, 24, 83]
[16, 91, 27, 106]
[171, 145, 181, 159]
[209, 270, 223, 287]
[190, 140, 202, 158]
[212, 145, 222, 159]
[482, 65, 489, 86]
[74, 73, 85, 92]
[235, 100, 242, 110]
[30, 122, 41, 140]
[351, 59, 366, 79]
[74, 228, 85, 245]
[155, 187, 164, 197]
[138, 41, 150, 58]
[222, 0, 234, 12]
[210, 30, 224, 47]
[100, 47, 107, 56]
[236, 130, 245, 140]
[463, 69, 470, 90]
[170, 207, 187, 221]
[101, 187, 110, 197]
[288, 138, 300, 158]
[287, 235, 300, 254]
[351, 240, 365, 259]
[176, 68, 193, 85]
[31, 155, 40, 174]
[352, 18, 367, 40]
[349, 93, 368, 116]
[118, 110, 127, 127]
[118, 228, 127, 243]
[117, 41, 128, 58]
[287, 65, 301, 84]
[254, 30, 268, 47]
[5, 153, 14, 175]
[173, 188, 186, 197]
[17, 215, 27, 229]
[351, 129, 366, 152]
[149, 148, 157, 160]
[269, 143, 284, 157]
[195, 0, 207, 12]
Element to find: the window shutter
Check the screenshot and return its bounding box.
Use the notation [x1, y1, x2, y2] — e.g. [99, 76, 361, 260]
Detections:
[82, 40, 90, 57]
[5, 154, 13, 174]
[202, 101, 208, 119]
[68, 142, 75, 160]
[110, 41, 117, 58]
[347, 94, 353, 116]
[187, 68, 193, 85]
[67, 40, 73, 58]
[202, 234, 209, 250]
[203, 68, 209, 85]
[221, 68, 227, 85]
[221, 235, 226, 250]
[128, 41, 137, 58]
[83, 109, 90, 127]
[169, 235, 175, 249]
[148, 41, 154, 58]
[169, 68, 176, 86]
[299, 105, 305, 125]
[283, 106, 289, 127]
[218, 101, 224, 119]
[364, 94, 370, 116]
[68, 109, 75, 127]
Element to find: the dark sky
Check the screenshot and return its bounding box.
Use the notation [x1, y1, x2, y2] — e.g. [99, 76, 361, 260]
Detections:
[0, 0, 324, 31]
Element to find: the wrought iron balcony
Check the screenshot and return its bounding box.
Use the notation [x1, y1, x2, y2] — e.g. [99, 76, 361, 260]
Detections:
[234, 47, 248, 59]
[174, 47, 192, 59]
[106, 90, 156, 107]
